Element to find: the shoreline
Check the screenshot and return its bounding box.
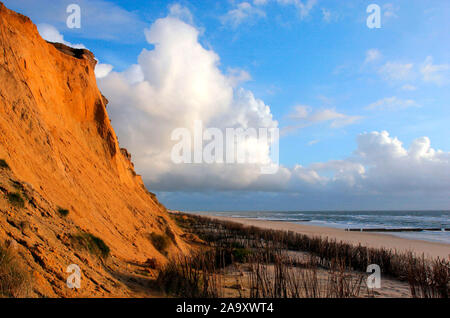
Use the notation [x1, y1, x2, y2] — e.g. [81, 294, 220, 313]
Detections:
[203, 215, 450, 260]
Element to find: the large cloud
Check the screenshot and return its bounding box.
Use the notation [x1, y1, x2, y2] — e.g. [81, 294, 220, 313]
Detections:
[99, 13, 283, 191]
[98, 10, 450, 208]
[291, 131, 450, 197]
[355, 132, 450, 194]
[160, 130, 450, 210]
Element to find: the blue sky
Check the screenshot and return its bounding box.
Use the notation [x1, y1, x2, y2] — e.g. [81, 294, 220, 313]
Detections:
[5, 0, 450, 211]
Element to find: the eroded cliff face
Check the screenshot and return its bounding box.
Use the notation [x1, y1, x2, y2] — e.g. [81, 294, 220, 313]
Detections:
[0, 2, 188, 297]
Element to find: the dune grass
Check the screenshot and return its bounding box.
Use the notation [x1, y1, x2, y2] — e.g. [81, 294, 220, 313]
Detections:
[70, 233, 110, 259]
[0, 242, 32, 297]
[169, 213, 449, 298]
[157, 251, 222, 298]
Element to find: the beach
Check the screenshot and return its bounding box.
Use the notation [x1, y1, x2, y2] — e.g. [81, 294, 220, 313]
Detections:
[207, 216, 450, 260]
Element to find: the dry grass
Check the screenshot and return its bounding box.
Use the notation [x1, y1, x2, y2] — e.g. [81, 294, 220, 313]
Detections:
[247, 254, 369, 298]
[157, 246, 372, 298]
[172, 213, 450, 298]
[157, 250, 223, 298]
[0, 242, 32, 298]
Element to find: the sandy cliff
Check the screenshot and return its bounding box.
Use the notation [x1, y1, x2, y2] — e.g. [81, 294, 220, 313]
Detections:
[0, 2, 188, 297]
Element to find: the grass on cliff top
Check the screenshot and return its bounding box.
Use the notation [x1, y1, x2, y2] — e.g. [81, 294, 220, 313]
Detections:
[70, 233, 110, 259]
[0, 159, 9, 169]
[7, 192, 25, 208]
[0, 242, 32, 297]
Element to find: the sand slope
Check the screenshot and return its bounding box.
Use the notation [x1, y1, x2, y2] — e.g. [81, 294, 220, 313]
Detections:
[0, 2, 188, 297]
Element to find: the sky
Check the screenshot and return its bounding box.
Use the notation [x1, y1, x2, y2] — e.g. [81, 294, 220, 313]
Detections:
[5, 0, 450, 211]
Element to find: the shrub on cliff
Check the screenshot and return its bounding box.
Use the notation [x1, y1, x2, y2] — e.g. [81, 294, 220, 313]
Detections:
[7, 192, 25, 208]
[57, 207, 69, 217]
[149, 233, 171, 255]
[70, 233, 110, 258]
[0, 159, 9, 169]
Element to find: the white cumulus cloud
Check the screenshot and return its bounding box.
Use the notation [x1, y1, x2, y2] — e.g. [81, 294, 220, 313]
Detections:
[288, 131, 450, 197]
[99, 10, 280, 191]
[95, 63, 114, 79]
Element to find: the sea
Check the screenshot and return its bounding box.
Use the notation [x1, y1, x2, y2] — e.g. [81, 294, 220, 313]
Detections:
[192, 210, 450, 244]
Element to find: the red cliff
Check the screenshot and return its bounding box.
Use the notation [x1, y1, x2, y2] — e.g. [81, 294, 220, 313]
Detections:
[0, 2, 187, 297]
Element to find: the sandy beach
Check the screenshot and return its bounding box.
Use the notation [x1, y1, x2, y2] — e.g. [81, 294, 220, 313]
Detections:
[207, 216, 450, 260]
